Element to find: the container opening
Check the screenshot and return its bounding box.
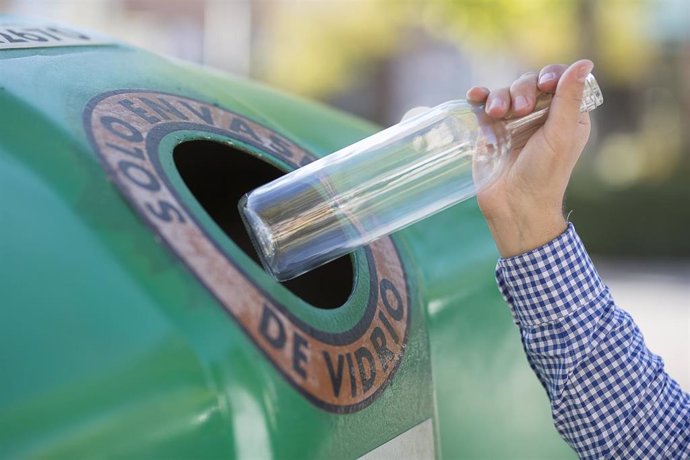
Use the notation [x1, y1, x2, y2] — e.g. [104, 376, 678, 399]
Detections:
[173, 140, 354, 309]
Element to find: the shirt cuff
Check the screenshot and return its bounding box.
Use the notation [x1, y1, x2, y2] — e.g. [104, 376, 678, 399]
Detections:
[495, 223, 606, 327]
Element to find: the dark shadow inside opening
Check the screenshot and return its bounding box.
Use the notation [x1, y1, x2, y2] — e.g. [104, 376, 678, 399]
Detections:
[173, 140, 354, 309]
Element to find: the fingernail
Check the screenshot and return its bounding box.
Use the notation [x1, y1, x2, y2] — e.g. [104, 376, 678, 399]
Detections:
[578, 61, 594, 82]
[514, 96, 528, 112]
[538, 72, 555, 85]
[486, 98, 502, 114]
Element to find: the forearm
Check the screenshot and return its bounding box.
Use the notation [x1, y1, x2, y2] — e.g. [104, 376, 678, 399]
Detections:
[496, 224, 690, 458]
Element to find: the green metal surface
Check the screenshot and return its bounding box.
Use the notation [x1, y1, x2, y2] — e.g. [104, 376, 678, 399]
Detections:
[0, 18, 574, 459]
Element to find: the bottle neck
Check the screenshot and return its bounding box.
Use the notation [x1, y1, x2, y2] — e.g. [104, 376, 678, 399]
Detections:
[503, 72, 603, 151]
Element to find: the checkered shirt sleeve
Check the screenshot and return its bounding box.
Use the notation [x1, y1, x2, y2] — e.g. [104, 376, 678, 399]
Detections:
[496, 223, 690, 459]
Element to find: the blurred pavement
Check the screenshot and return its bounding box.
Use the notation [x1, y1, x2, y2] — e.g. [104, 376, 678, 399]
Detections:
[595, 259, 690, 392]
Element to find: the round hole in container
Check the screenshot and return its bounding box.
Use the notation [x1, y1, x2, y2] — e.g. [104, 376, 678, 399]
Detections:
[173, 140, 354, 309]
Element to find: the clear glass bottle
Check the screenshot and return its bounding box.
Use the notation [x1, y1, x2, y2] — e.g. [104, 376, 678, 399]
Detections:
[240, 74, 603, 281]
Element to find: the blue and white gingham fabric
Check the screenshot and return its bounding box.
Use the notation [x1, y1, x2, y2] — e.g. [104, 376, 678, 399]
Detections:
[496, 223, 690, 459]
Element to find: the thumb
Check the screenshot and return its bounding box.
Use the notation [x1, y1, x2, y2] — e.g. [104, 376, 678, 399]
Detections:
[543, 59, 594, 150]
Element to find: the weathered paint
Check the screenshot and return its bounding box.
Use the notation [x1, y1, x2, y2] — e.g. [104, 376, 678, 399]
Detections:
[0, 17, 574, 459]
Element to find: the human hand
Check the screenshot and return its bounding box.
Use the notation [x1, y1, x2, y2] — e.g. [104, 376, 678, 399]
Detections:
[466, 59, 594, 258]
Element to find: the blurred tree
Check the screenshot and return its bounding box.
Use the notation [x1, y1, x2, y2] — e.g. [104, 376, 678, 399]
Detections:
[253, 0, 407, 97]
[425, 0, 580, 63]
[255, 0, 655, 98]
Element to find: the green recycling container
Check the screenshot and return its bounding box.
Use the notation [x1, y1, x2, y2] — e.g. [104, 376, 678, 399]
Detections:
[0, 17, 574, 459]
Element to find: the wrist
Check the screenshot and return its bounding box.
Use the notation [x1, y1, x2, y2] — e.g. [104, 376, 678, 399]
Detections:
[487, 211, 567, 258]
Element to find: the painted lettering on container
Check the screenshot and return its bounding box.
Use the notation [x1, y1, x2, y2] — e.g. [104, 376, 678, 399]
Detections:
[0, 24, 112, 50]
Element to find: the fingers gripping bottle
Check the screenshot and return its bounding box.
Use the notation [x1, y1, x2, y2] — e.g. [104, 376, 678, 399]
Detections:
[240, 74, 603, 281]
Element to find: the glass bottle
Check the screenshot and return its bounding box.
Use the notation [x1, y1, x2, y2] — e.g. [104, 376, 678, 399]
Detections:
[240, 74, 603, 281]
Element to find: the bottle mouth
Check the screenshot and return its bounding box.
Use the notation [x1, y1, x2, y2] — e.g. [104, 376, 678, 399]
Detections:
[238, 194, 279, 279]
[580, 73, 604, 113]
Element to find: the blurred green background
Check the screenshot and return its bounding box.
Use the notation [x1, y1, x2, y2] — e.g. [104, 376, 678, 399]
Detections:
[6, 0, 687, 258]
